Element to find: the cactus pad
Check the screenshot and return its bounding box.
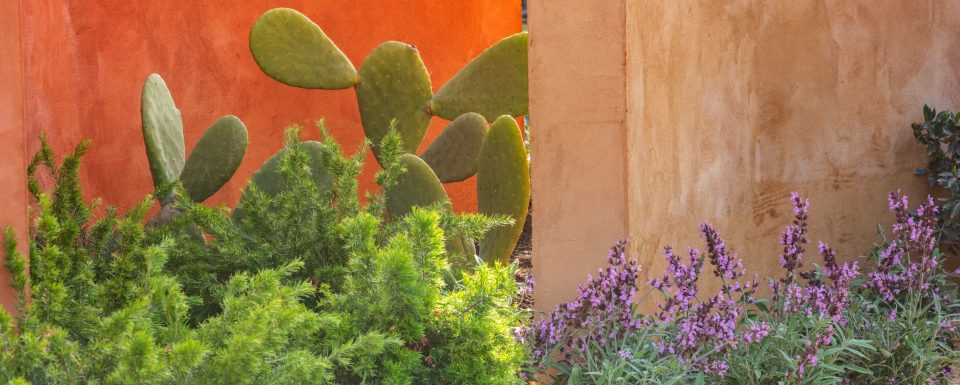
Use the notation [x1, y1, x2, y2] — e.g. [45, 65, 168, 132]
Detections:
[478, 116, 530, 263]
[356, 41, 433, 160]
[180, 115, 249, 202]
[141, 73, 185, 193]
[446, 236, 477, 261]
[249, 8, 357, 90]
[247, 141, 332, 197]
[430, 33, 528, 122]
[420, 112, 488, 183]
[386, 154, 450, 220]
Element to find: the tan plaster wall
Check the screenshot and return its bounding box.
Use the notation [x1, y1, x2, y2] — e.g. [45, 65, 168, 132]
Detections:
[625, 1, 960, 310]
[530, 0, 960, 313]
[529, 0, 629, 310]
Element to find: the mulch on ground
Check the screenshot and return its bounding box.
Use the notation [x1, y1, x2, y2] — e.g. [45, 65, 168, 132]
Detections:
[510, 200, 534, 310]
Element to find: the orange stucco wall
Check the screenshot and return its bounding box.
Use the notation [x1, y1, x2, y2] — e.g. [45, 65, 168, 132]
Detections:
[21, 0, 520, 213]
[1, 1, 520, 312]
[0, 0, 28, 316]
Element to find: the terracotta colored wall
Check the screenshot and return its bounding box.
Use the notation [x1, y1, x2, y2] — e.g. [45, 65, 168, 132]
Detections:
[20, 0, 521, 214]
[531, 0, 960, 312]
[0, 1, 520, 312]
[0, 0, 28, 316]
[529, 0, 629, 310]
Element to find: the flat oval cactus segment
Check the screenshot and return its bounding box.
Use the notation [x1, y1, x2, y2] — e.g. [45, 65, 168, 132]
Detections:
[446, 236, 477, 261]
[141, 73, 185, 190]
[420, 112, 488, 183]
[431, 32, 528, 122]
[386, 154, 450, 220]
[249, 8, 357, 90]
[180, 115, 249, 202]
[246, 141, 332, 198]
[356, 41, 433, 160]
[478, 116, 530, 264]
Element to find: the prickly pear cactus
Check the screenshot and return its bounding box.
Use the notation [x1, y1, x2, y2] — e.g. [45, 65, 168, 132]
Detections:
[140, 73, 248, 205]
[446, 236, 477, 262]
[386, 154, 450, 220]
[420, 112, 488, 183]
[180, 115, 249, 202]
[478, 116, 530, 263]
[246, 141, 333, 198]
[247, 8, 532, 264]
[431, 33, 529, 122]
[141, 73, 185, 195]
[356, 41, 433, 158]
[249, 8, 358, 90]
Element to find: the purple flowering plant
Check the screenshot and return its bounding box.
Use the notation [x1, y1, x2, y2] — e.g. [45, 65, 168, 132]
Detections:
[520, 191, 960, 384]
[516, 240, 691, 382]
[649, 193, 870, 384]
[838, 192, 960, 384]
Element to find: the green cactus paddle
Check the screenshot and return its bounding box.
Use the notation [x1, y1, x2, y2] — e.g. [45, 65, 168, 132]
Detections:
[420, 112, 488, 183]
[180, 115, 248, 202]
[141, 73, 185, 202]
[431, 33, 529, 122]
[356, 41, 433, 160]
[478, 116, 530, 263]
[249, 8, 358, 90]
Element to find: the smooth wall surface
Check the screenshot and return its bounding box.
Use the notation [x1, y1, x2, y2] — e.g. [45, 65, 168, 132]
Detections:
[625, 1, 955, 309]
[529, 0, 629, 310]
[0, 0, 28, 316]
[530, 0, 960, 313]
[20, 0, 521, 214]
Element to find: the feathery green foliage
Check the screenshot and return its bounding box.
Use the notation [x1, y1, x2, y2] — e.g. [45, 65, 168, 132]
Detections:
[2, 131, 529, 384]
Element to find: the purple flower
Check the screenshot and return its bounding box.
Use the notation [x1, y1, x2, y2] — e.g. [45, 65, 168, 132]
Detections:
[650, 223, 755, 376]
[743, 322, 771, 343]
[793, 326, 834, 380]
[779, 193, 809, 282]
[940, 319, 957, 333]
[650, 193, 858, 379]
[520, 239, 643, 370]
[865, 192, 942, 303]
[769, 196, 859, 325]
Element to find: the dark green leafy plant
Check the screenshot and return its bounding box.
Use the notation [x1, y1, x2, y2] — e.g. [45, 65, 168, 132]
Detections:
[912, 105, 960, 247]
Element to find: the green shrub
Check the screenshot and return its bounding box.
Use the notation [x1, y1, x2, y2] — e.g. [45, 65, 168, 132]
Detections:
[1, 129, 529, 384]
[912, 105, 960, 248]
[2, 136, 386, 384]
[149, 125, 382, 319]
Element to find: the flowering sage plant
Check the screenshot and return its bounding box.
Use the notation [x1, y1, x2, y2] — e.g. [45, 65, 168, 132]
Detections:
[521, 192, 960, 384]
